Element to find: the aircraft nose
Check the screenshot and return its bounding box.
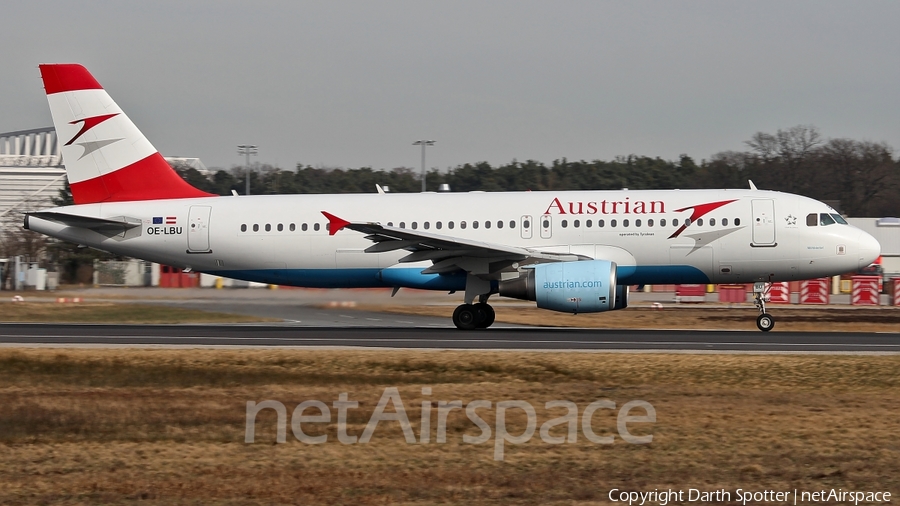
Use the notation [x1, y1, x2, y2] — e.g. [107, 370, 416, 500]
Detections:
[857, 230, 881, 269]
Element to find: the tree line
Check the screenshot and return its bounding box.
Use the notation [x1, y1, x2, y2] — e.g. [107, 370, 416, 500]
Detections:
[174, 125, 899, 218]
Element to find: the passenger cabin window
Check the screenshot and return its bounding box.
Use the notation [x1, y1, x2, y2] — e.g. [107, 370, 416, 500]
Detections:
[599, 219, 605, 227]
[302, 223, 308, 231]
[473, 221, 479, 229]
[241, 224, 247, 232]
[586, 219, 592, 227]
[721, 218, 727, 226]
[734, 218, 741, 226]
[484, 221, 491, 229]
[497, 220, 503, 229]
[611, 219, 617, 227]
[277, 223, 283, 232]
[399, 222, 406, 228]
[436, 222, 442, 229]
[290, 223, 296, 231]
[807, 213, 818, 226]
[314, 223, 320, 231]
[696, 218, 703, 226]
[672, 219, 679, 226]
[820, 213, 836, 226]
[574, 219, 580, 228]
[461, 221, 467, 229]
[253, 224, 259, 232]
[647, 219, 653, 227]
[449, 221, 455, 229]
[561, 220, 568, 228]
[635, 219, 641, 227]
[412, 222, 418, 230]
[509, 220, 515, 228]
[709, 218, 715, 226]
[623, 219, 629, 227]
[660, 218, 666, 227]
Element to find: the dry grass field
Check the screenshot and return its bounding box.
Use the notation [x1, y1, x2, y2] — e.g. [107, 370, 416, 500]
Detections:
[1, 349, 897, 505]
[0, 302, 273, 324]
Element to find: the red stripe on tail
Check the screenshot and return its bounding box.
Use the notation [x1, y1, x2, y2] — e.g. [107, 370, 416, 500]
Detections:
[40, 64, 104, 95]
[69, 153, 215, 204]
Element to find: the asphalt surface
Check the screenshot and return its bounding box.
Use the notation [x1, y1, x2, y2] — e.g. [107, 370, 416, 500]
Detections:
[1, 323, 898, 352]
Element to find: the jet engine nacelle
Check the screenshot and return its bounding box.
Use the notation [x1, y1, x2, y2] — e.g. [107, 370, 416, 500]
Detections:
[499, 260, 618, 313]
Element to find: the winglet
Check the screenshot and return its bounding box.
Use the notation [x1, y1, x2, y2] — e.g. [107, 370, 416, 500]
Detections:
[748, 180, 758, 190]
[321, 211, 351, 236]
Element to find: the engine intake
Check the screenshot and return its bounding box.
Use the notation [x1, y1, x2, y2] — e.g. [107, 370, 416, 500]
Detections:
[499, 260, 619, 313]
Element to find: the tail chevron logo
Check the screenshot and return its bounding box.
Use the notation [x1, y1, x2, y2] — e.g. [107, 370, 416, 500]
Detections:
[668, 199, 738, 239]
[65, 113, 120, 146]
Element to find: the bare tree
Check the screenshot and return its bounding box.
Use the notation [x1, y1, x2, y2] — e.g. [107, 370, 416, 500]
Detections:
[817, 138, 897, 216]
[746, 125, 822, 193]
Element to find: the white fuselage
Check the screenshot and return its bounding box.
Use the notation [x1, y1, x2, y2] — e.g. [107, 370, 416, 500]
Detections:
[27, 188, 880, 291]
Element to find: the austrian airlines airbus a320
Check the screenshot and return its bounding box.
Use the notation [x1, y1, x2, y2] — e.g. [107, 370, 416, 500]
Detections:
[26, 64, 881, 331]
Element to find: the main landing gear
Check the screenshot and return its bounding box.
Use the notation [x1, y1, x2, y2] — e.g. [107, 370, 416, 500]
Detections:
[452, 273, 497, 330]
[753, 282, 775, 332]
[452, 301, 495, 330]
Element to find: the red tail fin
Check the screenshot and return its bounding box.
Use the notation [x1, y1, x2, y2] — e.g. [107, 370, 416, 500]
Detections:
[40, 64, 214, 204]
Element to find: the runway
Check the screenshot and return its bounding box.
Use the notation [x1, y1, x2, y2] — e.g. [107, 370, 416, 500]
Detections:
[1, 323, 898, 352]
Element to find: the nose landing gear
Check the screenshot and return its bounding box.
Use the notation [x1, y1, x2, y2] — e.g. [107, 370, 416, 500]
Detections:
[753, 282, 775, 332]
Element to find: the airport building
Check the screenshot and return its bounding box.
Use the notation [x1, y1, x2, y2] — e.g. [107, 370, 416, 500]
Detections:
[0, 127, 210, 289]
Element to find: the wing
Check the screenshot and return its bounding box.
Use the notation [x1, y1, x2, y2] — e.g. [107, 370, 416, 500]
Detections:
[322, 211, 588, 277]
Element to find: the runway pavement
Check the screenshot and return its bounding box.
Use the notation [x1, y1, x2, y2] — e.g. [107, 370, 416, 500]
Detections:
[1, 323, 898, 352]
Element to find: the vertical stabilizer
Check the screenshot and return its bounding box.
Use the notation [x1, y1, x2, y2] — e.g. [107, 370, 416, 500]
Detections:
[39, 64, 214, 204]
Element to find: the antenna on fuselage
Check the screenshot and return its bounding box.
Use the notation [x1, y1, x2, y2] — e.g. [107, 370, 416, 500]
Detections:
[748, 180, 758, 191]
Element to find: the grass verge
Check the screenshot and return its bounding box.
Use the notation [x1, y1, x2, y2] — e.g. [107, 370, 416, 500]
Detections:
[0, 302, 274, 324]
[0, 349, 897, 504]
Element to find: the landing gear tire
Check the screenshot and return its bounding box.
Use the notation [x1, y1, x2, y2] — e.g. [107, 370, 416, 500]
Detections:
[453, 304, 478, 330]
[474, 302, 495, 329]
[756, 313, 775, 332]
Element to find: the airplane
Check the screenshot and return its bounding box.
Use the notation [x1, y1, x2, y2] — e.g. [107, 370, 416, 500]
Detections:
[25, 64, 881, 332]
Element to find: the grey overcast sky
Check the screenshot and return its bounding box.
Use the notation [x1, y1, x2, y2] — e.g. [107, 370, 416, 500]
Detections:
[2, 1, 899, 172]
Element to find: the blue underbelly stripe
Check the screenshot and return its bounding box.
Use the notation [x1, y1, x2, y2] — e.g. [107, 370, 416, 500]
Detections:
[207, 265, 710, 288]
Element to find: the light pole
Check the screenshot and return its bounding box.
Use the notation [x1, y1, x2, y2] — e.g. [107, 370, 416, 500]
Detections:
[412, 140, 435, 192]
[237, 144, 257, 195]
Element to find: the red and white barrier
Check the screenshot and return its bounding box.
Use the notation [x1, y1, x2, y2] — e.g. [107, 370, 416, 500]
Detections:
[799, 278, 829, 305]
[56, 297, 83, 303]
[767, 282, 791, 303]
[718, 284, 747, 303]
[892, 278, 900, 307]
[675, 284, 705, 303]
[851, 276, 880, 305]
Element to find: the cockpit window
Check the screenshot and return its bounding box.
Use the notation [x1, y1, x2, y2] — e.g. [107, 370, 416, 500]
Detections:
[806, 213, 818, 226]
[819, 213, 836, 226]
[831, 213, 848, 225]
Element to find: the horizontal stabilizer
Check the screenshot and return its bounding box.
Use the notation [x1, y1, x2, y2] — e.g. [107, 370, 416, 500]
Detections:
[26, 211, 141, 231]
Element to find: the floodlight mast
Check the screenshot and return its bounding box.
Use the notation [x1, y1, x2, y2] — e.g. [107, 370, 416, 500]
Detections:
[237, 144, 258, 195]
[412, 140, 435, 193]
